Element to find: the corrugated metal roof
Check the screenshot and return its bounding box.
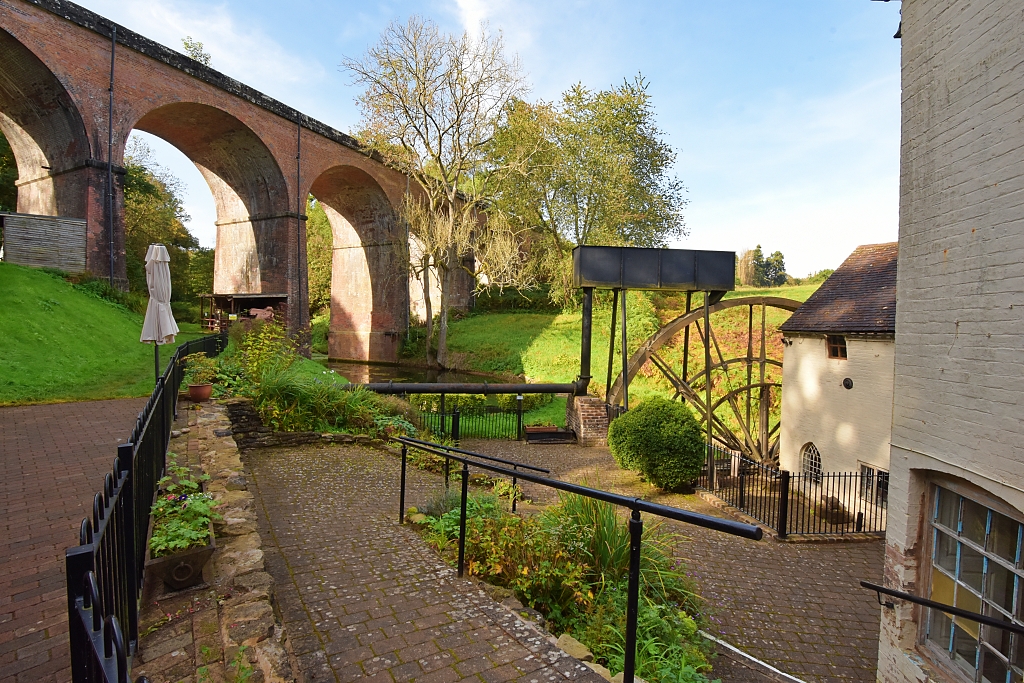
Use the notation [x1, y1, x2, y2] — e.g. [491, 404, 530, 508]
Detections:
[780, 242, 897, 334]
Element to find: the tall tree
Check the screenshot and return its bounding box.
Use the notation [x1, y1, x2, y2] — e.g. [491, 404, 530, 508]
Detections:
[489, 77, 688, 306]
[305, 196, 333, 316]
[123, 138, 211, 307]
[344, 16, 529, 368]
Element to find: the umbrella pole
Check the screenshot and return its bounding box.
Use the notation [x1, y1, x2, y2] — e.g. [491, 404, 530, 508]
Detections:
[154, 342, 160, 386]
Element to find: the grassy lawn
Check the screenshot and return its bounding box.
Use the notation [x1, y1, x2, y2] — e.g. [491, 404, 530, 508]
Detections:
[0, 262, 207, 406]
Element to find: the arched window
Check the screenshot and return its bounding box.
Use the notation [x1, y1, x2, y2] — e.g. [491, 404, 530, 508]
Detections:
[801, 443, 822, 481]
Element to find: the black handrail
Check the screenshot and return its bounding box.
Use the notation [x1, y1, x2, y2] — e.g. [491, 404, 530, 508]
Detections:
[397, 436, 761, 683]
[66, 333, 227, 683]
[401, 436, 551, 473]
[861, 581, 1024, 636]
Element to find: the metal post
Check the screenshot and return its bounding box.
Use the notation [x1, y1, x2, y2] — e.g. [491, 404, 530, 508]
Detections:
[439, 393, 446, 436]
[739, 472, 746, 510]
[516, 395, 524, 441]
[452, 409, 461, 446]
[457, 462, 469, 577]
[682, 291, 692, 394]
[620, 289, 629, 412]
[399, 445, 408, 523]
[605, 289, 619, 403]
[444, 456, 450, 490]
[579, 287, 593, 395]
[704, 292, 714, 490]
[511, 466, 518, 513]
[623, 509, 643, 683]
[154, 343, 159, 387]
[778, 470, 790, 538]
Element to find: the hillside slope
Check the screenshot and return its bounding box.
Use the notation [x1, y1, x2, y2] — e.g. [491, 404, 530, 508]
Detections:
[0, 262, 204, 405]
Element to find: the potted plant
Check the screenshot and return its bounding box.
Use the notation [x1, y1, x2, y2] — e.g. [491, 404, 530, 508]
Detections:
[145, 454, 221, 590]
[181, 352, 218, 402]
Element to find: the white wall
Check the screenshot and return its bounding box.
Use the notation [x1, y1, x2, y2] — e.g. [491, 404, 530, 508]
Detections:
[878, 0, 1024, 680]
[779, 335, 894, 474]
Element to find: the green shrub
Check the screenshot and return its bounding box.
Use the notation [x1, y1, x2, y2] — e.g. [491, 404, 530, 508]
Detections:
[607, 398, 705, 491]
[310, 313, 329, 354]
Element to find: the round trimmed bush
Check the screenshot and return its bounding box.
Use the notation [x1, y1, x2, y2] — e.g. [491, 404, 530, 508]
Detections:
[607, 397, 705, 491]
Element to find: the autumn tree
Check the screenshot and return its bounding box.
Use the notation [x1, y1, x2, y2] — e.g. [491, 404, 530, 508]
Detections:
[489, 77, 687, 306]
[344, 16, 530, 368]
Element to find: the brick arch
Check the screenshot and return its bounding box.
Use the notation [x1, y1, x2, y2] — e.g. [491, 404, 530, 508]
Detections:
[309, 165, 407, 362]
[0, 28, 91, 218]
[131, 102, 291, 295]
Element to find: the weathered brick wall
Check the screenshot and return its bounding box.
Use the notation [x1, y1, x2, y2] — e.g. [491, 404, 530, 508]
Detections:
[565, 395, 609, 447]
[778, 335, 894, 473]
[879, 1, 1024, 680]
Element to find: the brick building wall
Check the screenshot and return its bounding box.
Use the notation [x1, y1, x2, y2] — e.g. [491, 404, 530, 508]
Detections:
[565, 396, 609, 447]
[877, 0, 1024, 680]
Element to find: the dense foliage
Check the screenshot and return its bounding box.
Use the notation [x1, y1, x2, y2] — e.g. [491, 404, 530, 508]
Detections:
[0, 131, 16, 213]
[149, 454, 220, 557]
[123, 139, 213, 322]
[419, 489, 713, 682]
[489, 77, 687, 307]
[608, 397, 705, 491]
[737, 245, 787, 287]
[305, 197, 333, 317]
[217, 321, 417, 436]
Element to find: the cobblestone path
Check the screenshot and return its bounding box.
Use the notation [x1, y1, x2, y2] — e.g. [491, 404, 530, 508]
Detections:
[465, 440, 884, 683]
[0, 398, 147, 683]
[246, 444, 606, 683]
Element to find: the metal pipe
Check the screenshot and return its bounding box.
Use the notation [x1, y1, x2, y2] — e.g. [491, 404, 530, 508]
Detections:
[623, 509, 643, 683]
[605, 288, 619, 405]
[860, 581, 1024, 636]
[457, 462, 469, 577]
[621, 288, 629, 411]
[578, 287, 593, 395]
[400, 436, 549, 473]
[353, 382, 576, 395]
[107, 25, 116, 287]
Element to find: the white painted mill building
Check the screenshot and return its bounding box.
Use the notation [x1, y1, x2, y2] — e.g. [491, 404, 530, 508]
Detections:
[778, 243, 898, 491]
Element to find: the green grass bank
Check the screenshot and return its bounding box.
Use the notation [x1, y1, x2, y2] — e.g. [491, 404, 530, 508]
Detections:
[0, 262, 206, 405]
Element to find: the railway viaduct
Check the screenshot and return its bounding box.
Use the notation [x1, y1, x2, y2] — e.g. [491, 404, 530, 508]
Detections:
[0, 0, 412, 361]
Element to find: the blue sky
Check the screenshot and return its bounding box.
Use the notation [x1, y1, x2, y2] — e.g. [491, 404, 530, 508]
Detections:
[76, 0, 903, 277]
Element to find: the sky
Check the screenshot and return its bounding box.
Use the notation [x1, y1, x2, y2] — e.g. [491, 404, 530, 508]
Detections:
[75, 0, 904, 277]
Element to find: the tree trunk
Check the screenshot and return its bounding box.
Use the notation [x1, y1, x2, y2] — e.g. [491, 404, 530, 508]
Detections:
[421, 254, 437, 368]
[436, 258, 452, 369]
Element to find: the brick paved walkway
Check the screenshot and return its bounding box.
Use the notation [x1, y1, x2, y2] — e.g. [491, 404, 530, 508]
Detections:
[464, 440, 884, 683]
[246, 444, 606, 683]
[0, 398, 147, 683]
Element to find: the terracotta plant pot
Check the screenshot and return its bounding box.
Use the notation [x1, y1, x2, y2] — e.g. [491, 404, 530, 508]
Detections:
[187, 383, 213, 402]
[145, 521, 216, 591]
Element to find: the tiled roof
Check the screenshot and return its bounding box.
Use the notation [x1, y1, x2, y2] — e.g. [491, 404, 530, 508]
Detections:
[780, 242, 897, 334]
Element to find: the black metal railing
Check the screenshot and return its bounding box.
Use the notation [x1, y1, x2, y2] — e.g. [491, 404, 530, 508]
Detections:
[397, 437, 762, 683]
[697, 446, 887, 537]
[861, 581, 1024, 636]
[65, 333, 227, 683]
[419, 400, 525, 441]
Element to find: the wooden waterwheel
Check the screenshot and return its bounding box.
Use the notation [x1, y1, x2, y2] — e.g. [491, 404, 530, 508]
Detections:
[607, 296, 801, 464]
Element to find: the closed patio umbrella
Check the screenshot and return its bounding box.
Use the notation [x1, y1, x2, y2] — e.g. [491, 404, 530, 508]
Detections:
[140, 243, 179, 383]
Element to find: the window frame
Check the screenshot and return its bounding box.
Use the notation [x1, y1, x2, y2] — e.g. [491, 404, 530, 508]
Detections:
[827, 335, 848, 359]
[918, 480, 1024, 683]
[859, 463, 889, 508]
[801, 443, 822, 482]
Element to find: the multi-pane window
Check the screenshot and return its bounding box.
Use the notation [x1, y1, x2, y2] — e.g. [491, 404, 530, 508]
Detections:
[801, 443, 822, 482]
[926, 485, 1024, 682]
[860, 465, 889, 508]
[827, 335, 848, 359]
